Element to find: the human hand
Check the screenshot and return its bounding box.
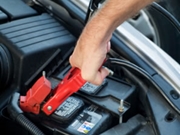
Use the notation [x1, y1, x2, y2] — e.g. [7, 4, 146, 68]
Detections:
[69, 37, 111, 85]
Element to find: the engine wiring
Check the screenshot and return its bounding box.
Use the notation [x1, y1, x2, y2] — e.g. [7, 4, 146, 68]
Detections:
[106, 58, 180, 114]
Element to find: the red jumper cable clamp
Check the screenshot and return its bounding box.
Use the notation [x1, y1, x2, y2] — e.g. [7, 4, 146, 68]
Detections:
[20, 74, 51, 114]
[20, 67, 86, 115]
[20, 59, 109, 115]
[42, 67, 86, 115]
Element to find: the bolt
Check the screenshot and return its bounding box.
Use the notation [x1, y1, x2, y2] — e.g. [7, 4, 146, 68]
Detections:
[103, 66, 114, 76]
[47, 106, 52, 111]
[42, 71, 46, 77]
[118, 99, 124, 124]
[119, 99, 124, 113]
[119, 116, 123, 124]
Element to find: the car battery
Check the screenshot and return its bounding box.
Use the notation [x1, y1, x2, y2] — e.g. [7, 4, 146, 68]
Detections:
[41, 96, 112, 135]
[39, 65, 136, 134]
[55, 65, 135, 116]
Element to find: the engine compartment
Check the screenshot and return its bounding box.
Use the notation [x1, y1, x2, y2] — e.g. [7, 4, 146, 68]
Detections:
[0, 0, 180, 135]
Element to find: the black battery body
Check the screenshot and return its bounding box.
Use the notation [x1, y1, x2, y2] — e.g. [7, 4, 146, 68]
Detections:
[40, 66, 136, 135]
[42, 96, 112, 135]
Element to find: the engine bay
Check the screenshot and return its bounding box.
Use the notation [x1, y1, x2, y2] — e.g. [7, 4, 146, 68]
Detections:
[0, 0, 180, 135]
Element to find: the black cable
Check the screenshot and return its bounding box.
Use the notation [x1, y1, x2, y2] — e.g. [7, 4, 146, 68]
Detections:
[8, 92, 45, 135]
[16, 114, 45, 135]
[151, 2, 180, 32]
[107, 58, 180, 114]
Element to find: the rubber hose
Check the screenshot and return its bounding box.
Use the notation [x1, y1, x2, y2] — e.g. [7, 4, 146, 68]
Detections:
[8, 92, 45, 135]
[16, 114, 45, 135]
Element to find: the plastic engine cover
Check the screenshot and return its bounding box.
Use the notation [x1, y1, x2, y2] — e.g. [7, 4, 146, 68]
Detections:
[0, 13, 76, 91]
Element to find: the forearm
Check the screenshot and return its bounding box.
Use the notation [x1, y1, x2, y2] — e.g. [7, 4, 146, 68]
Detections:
[79, 0, 154, 45]
[96, 0, 154, 30]
[70, 0, 154, 84]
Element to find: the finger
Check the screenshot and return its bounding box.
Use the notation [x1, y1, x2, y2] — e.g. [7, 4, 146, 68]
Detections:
[69, 55, 80, 68]
[91, 66, 110, 85]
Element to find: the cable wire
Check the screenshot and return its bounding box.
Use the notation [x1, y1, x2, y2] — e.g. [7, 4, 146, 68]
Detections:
[107, 58, 180, 114]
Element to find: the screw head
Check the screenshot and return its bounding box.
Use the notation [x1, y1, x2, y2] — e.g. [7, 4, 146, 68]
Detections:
[47, 106, 52, 111]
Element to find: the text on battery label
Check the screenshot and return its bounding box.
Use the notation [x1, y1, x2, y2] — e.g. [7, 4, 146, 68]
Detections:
[55, 97, 80, 117]
[81, 82, 99, 92]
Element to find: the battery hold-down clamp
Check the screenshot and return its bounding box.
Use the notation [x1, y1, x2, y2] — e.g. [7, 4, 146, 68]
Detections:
[20, 67, 86, 115]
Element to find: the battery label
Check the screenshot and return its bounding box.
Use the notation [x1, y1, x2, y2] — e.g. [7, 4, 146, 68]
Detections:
[77, 121, 95, 134]
[53, 96, 84, 121]
[80, 79, 107, 95]
[70, 105, 102, 134]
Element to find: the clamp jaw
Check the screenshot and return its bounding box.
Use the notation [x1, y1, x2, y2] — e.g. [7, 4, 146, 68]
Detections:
[42, 67, 86, 115]
[20, 67, 86, 115]
[20, 75, 51, 114]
